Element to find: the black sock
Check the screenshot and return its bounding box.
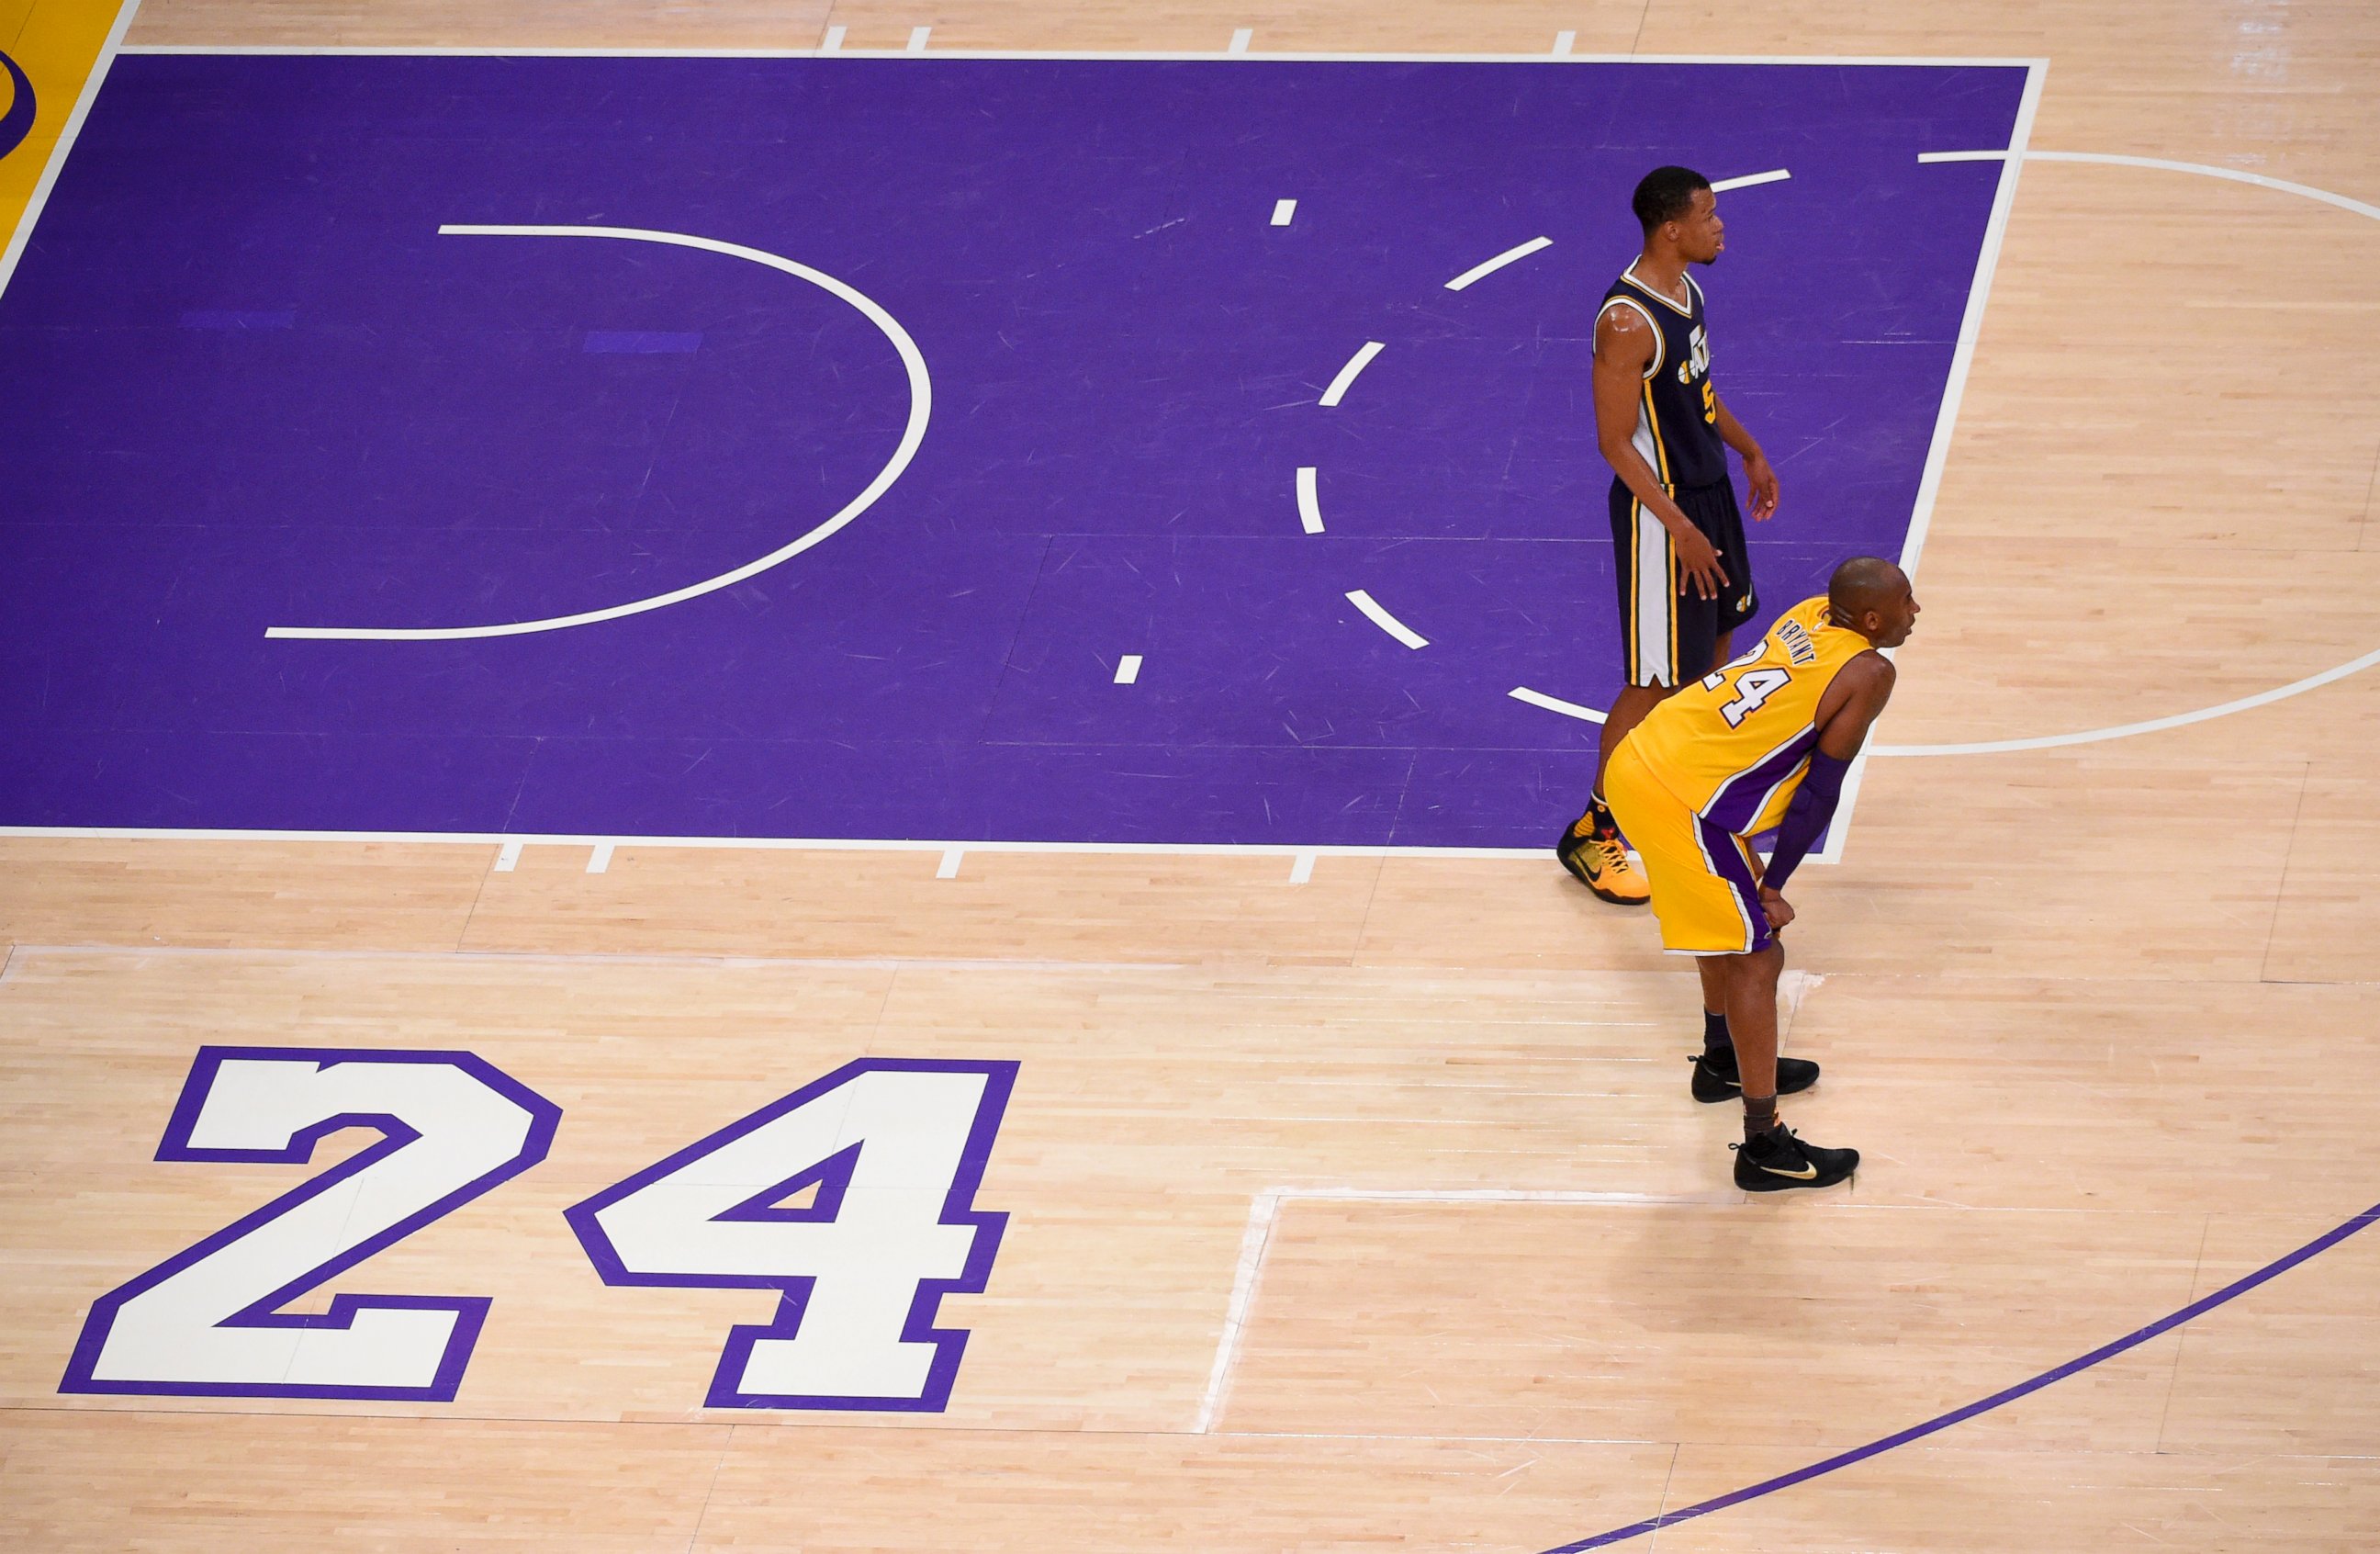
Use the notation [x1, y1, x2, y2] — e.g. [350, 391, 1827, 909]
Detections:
[1702, 1010, 1732, 1058]
[1743, 1094, 1778, 1142]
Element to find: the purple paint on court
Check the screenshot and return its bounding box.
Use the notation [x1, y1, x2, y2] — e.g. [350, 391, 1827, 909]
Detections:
[0, 55, 2026, 846]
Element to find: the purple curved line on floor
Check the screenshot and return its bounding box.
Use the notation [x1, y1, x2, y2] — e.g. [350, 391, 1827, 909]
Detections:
[1538, 1199, 2380, 1553]
[0, 51, 36, 163]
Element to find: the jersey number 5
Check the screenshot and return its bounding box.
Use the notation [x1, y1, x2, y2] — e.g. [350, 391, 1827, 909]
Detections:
[1705, 666, 1791, 727]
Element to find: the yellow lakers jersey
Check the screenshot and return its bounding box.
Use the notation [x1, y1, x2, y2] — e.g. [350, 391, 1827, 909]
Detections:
[1623, 596, 1875, 834]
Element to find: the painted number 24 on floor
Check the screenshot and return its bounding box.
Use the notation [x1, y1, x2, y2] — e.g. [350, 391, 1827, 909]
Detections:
[57, 1050, 1018, 1409]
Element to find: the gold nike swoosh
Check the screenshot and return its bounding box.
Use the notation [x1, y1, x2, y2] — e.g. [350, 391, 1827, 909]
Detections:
[1760, 1162, 1819, 1179]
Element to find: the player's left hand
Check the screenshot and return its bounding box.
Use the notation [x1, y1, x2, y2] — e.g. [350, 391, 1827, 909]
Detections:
[1757, 886, 1794, 930]
[1745, 453, 1779, 522]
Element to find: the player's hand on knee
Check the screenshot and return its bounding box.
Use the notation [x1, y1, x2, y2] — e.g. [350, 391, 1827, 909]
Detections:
[1673, 526, 1728, 600]
[1757, 886, 1794, 931]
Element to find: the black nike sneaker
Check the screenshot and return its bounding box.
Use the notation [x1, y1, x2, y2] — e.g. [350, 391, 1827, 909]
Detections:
[1690, 1049, 1820, 1104]
[1731, 1124, 1858, 1193]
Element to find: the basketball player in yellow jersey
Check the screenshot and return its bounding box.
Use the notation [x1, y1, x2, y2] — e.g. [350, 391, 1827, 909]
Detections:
[1606, 557, 1918, 1192]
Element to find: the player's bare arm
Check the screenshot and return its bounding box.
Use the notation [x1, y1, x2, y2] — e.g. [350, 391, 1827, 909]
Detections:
[1710, 389, 1779, 522]
[1594, 302, 1728, 600]
[1755, 653, 1896, 931]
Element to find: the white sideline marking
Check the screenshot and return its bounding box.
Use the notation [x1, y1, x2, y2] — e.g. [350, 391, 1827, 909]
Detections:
[1709, 167, 1792, 192]
[1819, 60, 2043, 864]
[936, 849, 963, 879]
[1229, 28, 1253, 53]
[0, 0, 146, 300]
[1271, 198, 1297, 226]
[586, 842, 614, 874]
[1443, 234, 1552, 291]
[265, 225, 931, 642]
[820, 25, 846, 51]
[1345, 590, 1427, 649]
[1194, 1186, 1740, 1432]
[120, 48, 2049, 65]
[3, 826, 1551, 862]
[1317, 341, 1385, 407]
[1295, 467, 1324, 533]
[1553, 30, 1577, 54]
[905, 27, 931, 52]
[1287, 851, 1316, 884]
[494, 841, 522, 873]
[1508, 686, 1607, 724]
[1115, 654, 1143, 684]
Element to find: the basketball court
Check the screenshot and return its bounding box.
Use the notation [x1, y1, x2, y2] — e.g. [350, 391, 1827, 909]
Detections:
[3, 2, 2377, 1549]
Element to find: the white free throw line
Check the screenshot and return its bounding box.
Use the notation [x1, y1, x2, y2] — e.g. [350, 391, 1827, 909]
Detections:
[1345, 590, 1427, 649]
[586, 842, 614, 874]
[1295, 467, 1324, 534]
[936, 849, 963, 879]
[1318, 341, 1385, 407]
[1271, 198, 1297, 226]
[1709, 168, 1791, 192]
[1114, 654, 1143, 685]
[1508, 686, 1607, 724]
[1444, 235, 1552, 291]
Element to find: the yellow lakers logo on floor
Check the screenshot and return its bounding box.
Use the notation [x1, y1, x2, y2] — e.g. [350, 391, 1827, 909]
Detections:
[1, 2, 139, 270]
[0, 52, 36, 162]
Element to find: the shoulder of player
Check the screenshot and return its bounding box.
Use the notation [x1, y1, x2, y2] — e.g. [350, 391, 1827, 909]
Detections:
[1839, 648, 1896, 697]
[1593, 298, 1656, 361]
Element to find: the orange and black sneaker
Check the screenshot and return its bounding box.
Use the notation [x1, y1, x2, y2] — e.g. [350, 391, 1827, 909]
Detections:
[1555, 812, 1650, 906]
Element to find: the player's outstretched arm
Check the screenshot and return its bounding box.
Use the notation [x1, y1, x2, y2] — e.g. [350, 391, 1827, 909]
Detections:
[1711, 389, 1779, 522]
[1594, 305, 1729, 600]
[1755, 654, 1897, 927]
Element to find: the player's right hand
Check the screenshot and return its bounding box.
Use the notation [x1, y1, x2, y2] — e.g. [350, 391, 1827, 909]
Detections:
[1672, 524, 1729, 600]
[1757, 886, 1794, 931]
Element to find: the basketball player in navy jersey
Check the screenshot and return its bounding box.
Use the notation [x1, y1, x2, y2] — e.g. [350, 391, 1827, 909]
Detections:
[1557, 165, 1780, 906]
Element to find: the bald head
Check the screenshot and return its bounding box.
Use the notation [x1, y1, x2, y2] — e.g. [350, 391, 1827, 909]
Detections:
[1827, 557, 1919, 648]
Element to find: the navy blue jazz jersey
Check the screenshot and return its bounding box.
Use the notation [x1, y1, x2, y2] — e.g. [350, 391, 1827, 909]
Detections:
[1600, 262, 1727, 490]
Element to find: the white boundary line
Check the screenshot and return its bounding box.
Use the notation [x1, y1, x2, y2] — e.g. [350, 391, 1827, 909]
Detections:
[1194, 1185, 1743, 1433]
[0, 0, 146, 301]
[1818, 58, 2046, 864]
[265, 223, 931, 641]
[116, 46, 2048, 65]
[1345, 589, 1428, 649]
[1443, 234, 1551, 291]
[1317, 340, 1385, 407]
[0, 824, 1545, 861]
